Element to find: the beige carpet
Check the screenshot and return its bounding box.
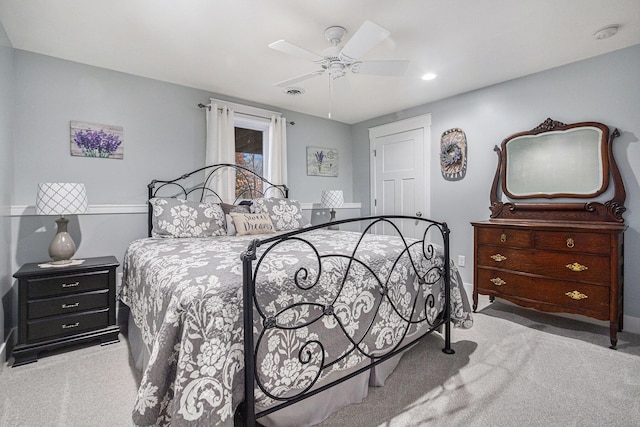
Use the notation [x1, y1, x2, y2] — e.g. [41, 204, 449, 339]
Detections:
[2, 298, 639, 427]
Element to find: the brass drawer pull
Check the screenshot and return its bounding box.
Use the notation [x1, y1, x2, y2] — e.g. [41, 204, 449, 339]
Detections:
[61, 281, 80, 288]
[566, 238, 575, 248]
[500, 233, 507, 243]
[566, 262, 588, 272]
[490, 277, 506, 286]
[565, 290, 588, 300]
[62, 322, 80, 329]
[491, 254, 507, 262]
[61, 302, 80, 309]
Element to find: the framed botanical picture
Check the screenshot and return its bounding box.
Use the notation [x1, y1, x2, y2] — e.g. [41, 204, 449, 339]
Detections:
[70, 121, 124, 159]
[307, 146, 338, 177]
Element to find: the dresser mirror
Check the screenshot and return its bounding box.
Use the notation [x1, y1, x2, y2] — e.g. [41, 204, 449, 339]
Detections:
[503, 123, 607, 198]
[489, 118, 626, 223]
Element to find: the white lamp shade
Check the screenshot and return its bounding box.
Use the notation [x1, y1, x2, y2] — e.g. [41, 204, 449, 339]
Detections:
[321, 190, 344, 209]
[36, 183, 88, 215]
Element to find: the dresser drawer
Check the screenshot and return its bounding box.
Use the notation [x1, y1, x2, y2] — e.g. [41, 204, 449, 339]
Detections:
[27, 270, 110, 299]
[477, 246, 535, 270]
[477, 268, 609, 317]
[534, 230, 610, 255]
[477, 246, 610, 284]
[476, 227, 531, 248]
[27, 309, 110, 342]
[28, 290, 109, 319]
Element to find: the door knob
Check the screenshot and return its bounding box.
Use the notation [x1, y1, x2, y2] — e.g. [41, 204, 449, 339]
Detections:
[415, 211, 422, 217]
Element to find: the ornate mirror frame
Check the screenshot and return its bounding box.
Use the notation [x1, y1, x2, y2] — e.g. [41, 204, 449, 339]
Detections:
[489, 118, 626, 223]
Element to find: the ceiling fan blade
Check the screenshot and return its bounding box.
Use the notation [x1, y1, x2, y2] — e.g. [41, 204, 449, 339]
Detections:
[340, 20, 391, 61]
[274, 70, 325, 87]
[351, 60, 410, 76]
[268, 40, 324, 63]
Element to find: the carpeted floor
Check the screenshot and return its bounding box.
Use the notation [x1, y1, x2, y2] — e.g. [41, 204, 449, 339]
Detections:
[2, 297, 639, 427]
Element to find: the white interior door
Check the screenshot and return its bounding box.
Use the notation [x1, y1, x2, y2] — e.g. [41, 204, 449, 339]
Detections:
[369, 114, 431, 238]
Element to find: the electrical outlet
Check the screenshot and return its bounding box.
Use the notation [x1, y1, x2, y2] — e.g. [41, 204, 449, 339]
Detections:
[457, 255, 466, 267]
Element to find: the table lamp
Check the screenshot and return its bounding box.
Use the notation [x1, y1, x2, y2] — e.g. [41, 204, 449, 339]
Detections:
[321, 190, 344, 230]
[36, 183, 88, 264]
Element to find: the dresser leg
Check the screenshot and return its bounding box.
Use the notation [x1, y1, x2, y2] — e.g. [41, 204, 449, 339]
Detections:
[609, 322, 618, 350]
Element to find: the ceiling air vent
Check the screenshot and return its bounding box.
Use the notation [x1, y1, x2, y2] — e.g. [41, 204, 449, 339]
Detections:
[284, 87, 305, 96]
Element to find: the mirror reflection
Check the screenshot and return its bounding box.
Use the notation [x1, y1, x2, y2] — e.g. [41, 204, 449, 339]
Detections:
[504, 127, 604, 197]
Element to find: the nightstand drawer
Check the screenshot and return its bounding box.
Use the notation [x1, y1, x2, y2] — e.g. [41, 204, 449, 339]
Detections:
[27, 309, 110, 342]
[27, 270, 109, 299]
[28, 290, 109, 319]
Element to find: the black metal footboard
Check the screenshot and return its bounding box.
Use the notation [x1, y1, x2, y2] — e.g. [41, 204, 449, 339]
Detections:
[240, 215, 454, 426]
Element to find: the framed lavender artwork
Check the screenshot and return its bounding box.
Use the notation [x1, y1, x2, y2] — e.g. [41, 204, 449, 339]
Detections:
[70, 121, 124, 159]
[307, 146, 338, 177]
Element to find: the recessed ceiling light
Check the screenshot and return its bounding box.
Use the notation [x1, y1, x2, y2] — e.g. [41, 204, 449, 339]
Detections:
[421, 73, 437, 81]
[594, 25, 619, 40]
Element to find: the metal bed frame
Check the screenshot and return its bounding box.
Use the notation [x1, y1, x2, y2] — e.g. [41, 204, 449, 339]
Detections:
[147, 164, 455, 426]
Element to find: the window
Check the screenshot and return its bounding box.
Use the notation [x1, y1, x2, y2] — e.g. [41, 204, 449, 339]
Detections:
[233, 114, 270, 199]
[206, 98, 287, 201]
[235, 127, 263, 198]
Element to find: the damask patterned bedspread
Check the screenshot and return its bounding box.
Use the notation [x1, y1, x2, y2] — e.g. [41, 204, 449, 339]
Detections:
[120, 229, 473, 426]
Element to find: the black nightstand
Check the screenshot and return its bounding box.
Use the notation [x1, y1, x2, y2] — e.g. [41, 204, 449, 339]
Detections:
[12, 256, 120, 367]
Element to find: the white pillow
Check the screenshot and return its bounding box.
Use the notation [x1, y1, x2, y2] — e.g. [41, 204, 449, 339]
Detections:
[229, 212, 276, 236]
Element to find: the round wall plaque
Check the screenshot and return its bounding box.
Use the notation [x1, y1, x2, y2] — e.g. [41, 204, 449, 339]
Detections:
[440, 128, 467, 180]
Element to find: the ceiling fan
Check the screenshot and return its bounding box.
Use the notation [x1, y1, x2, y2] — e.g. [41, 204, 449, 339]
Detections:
[268, 20, 410, 91]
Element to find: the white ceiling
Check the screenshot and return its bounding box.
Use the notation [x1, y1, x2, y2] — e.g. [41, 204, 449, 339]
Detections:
[1, 0, 639, 124]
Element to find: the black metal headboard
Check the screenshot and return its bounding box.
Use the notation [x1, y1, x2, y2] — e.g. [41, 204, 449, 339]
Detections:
[147, 163, 289, 236]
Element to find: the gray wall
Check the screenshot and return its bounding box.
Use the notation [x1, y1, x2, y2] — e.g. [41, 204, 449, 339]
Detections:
[352, 44, 640, 318]
[0, 20, 14, 357]
[6, 51, 354, 343]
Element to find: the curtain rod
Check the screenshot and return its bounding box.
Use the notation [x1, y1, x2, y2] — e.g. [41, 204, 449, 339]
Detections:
[197, 103, 295, 126]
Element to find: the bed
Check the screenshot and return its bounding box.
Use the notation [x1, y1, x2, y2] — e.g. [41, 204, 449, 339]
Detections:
[120, 164, 473, 426]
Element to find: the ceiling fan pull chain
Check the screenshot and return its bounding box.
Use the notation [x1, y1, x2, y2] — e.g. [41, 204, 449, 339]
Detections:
[328, 76, 333, 119]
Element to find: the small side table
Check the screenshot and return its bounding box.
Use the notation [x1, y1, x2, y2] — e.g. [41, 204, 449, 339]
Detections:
[12, 256, 120, 367]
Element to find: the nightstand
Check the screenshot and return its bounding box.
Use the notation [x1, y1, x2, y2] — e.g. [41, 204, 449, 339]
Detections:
[12, 256, 120, 366]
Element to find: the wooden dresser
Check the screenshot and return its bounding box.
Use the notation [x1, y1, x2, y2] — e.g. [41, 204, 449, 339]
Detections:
[473, 220, 625, 347]
[473, 119, 626, 349]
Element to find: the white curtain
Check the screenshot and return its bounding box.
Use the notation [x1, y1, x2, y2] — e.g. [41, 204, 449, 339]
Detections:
[265, 115, 288, 196]
[205, 103, 236, 202]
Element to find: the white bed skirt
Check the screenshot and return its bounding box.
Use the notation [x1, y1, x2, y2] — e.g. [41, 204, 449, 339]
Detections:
[127, 312, 407, 426]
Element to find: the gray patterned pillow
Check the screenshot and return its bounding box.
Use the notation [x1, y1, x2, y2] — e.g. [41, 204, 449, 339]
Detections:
[250, 197, 308, 231]
[149, 198, 226, 238]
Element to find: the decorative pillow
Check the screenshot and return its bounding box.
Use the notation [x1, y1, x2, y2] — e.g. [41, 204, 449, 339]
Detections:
[250, 197, 308, 231]
[149, 198, 226, 238]
[220, 203, 251, 235]
[229, 212, 276, 236]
